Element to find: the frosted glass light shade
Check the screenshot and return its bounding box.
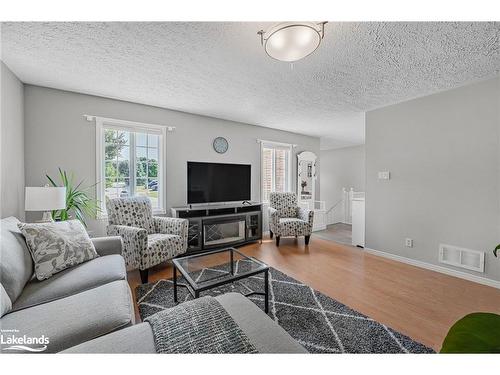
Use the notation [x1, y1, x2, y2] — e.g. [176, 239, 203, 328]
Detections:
[264, 23, 322, 62]
[25, 187, 67, 211]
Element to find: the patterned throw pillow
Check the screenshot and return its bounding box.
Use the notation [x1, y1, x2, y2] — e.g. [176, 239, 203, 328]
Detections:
[17, 220, 98, 281]
[0, 283, 12, 317]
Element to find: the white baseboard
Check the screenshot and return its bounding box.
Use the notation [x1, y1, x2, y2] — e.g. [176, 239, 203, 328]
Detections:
[326, 221, 351, 226]
[313, 225, 327, 232]
[364, 247, 500, 290]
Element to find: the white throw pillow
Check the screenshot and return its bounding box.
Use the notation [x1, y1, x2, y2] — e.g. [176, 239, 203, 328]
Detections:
[18, 220, 98, 280]
[0, 283, 12, 317]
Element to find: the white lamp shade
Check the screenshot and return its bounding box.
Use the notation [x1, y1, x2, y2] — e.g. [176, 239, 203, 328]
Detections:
[25, 187, 67, 211]
[264, 23, 322, 62]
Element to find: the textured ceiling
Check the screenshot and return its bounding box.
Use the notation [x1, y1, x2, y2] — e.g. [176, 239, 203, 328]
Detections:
[1, 22, 499, 149]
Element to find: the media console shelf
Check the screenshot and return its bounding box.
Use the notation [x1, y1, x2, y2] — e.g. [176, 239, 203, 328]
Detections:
[171, 202, 262, 254]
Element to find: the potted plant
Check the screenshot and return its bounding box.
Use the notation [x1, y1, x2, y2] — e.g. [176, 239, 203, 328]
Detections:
[440, 246, 500, 353]
[46, 168, 100, 227]
[301, 180, 307, 194]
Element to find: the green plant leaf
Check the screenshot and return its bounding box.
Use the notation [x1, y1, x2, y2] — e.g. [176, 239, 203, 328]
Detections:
[46, 168, 101, 226]
[74, 208, 87, 228]
[440, 312, 500, 353]
[60, 209, 68, 221]
[74, 179, 84, 191]
[46, 174, 58, 187]
[494, 244, 500, 257]
[59, 168, 66, 184]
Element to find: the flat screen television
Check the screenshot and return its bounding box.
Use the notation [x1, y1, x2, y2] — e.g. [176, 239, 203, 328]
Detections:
[187, 161, 251, 204]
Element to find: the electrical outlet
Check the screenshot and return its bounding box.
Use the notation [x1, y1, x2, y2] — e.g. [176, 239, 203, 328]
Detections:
[378, 171, 390, 180]
[405, 238, 413, 248]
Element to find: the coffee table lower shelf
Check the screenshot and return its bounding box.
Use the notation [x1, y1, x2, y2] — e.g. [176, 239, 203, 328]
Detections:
[172, 247, 269, 313]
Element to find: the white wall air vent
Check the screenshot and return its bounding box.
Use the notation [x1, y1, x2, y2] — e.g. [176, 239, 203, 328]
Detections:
[439, 244, 485, 273]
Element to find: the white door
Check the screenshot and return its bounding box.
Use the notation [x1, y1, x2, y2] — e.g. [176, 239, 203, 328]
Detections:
[351, 198, 365, 247]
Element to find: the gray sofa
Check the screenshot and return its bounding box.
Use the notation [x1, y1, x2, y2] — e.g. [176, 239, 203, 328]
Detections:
[0, 216, 135, 353]
[0, 216, 306, 354]
[64, 292, 306, 353]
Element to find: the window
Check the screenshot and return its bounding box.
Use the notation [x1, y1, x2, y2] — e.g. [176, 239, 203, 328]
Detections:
[96, 117, 166, 215]
[261, 141, 292, 202]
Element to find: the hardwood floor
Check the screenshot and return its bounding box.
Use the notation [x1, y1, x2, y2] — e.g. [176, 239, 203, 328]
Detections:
[314, 223, 352, 245]
[128, 235, 500, 352]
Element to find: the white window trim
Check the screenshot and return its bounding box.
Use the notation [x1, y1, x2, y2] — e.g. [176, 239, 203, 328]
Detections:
[259, 140, 293, 203]
[94, 116, 167, 218]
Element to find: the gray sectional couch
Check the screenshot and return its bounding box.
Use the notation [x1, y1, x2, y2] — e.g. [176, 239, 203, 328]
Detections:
[64, 292, 306, 353]
[0, 216, 305, 354]
[0, 217, 134, 353]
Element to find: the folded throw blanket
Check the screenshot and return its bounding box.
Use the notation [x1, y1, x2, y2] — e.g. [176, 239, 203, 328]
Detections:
[145, 296, 258, 353]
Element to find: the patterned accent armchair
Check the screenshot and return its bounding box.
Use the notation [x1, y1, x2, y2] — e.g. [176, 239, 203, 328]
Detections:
[106, 196, 188, 283]
[268, 192, 314, 246]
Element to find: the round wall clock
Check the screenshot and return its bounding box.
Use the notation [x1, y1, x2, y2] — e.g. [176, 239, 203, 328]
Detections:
[213, 137, 229, 154]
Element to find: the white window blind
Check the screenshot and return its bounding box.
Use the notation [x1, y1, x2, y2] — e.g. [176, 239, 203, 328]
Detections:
[261, 141, 292, 202]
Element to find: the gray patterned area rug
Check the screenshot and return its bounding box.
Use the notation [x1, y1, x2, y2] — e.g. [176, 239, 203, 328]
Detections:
[135, 260, 434, 354]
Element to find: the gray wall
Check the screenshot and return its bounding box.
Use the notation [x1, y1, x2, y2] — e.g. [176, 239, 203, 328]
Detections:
[320, 145, 365, 223]
[0, 62, 24, 219]
[366, 77, 500, 282]
[24, 85, 320, 235]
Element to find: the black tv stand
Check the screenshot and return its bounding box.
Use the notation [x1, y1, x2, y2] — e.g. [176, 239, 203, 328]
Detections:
[171, 202, 262, 254]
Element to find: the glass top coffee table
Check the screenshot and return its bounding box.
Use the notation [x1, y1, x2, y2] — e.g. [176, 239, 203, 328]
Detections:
[172, 247, 270, 313]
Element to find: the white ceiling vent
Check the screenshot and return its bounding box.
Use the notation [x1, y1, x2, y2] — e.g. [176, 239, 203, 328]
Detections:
[439, 244, 485, 273]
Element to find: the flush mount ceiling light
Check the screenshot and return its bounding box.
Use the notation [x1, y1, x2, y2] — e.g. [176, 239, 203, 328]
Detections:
[258, 22, 327, 62]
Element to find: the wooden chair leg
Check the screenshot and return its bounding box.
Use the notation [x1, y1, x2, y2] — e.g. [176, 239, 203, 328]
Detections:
[269, 230, 273, 239]
[305, 235, 311, 245]
[276, 236, 280, 246]
[139, 269, 149, 284]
